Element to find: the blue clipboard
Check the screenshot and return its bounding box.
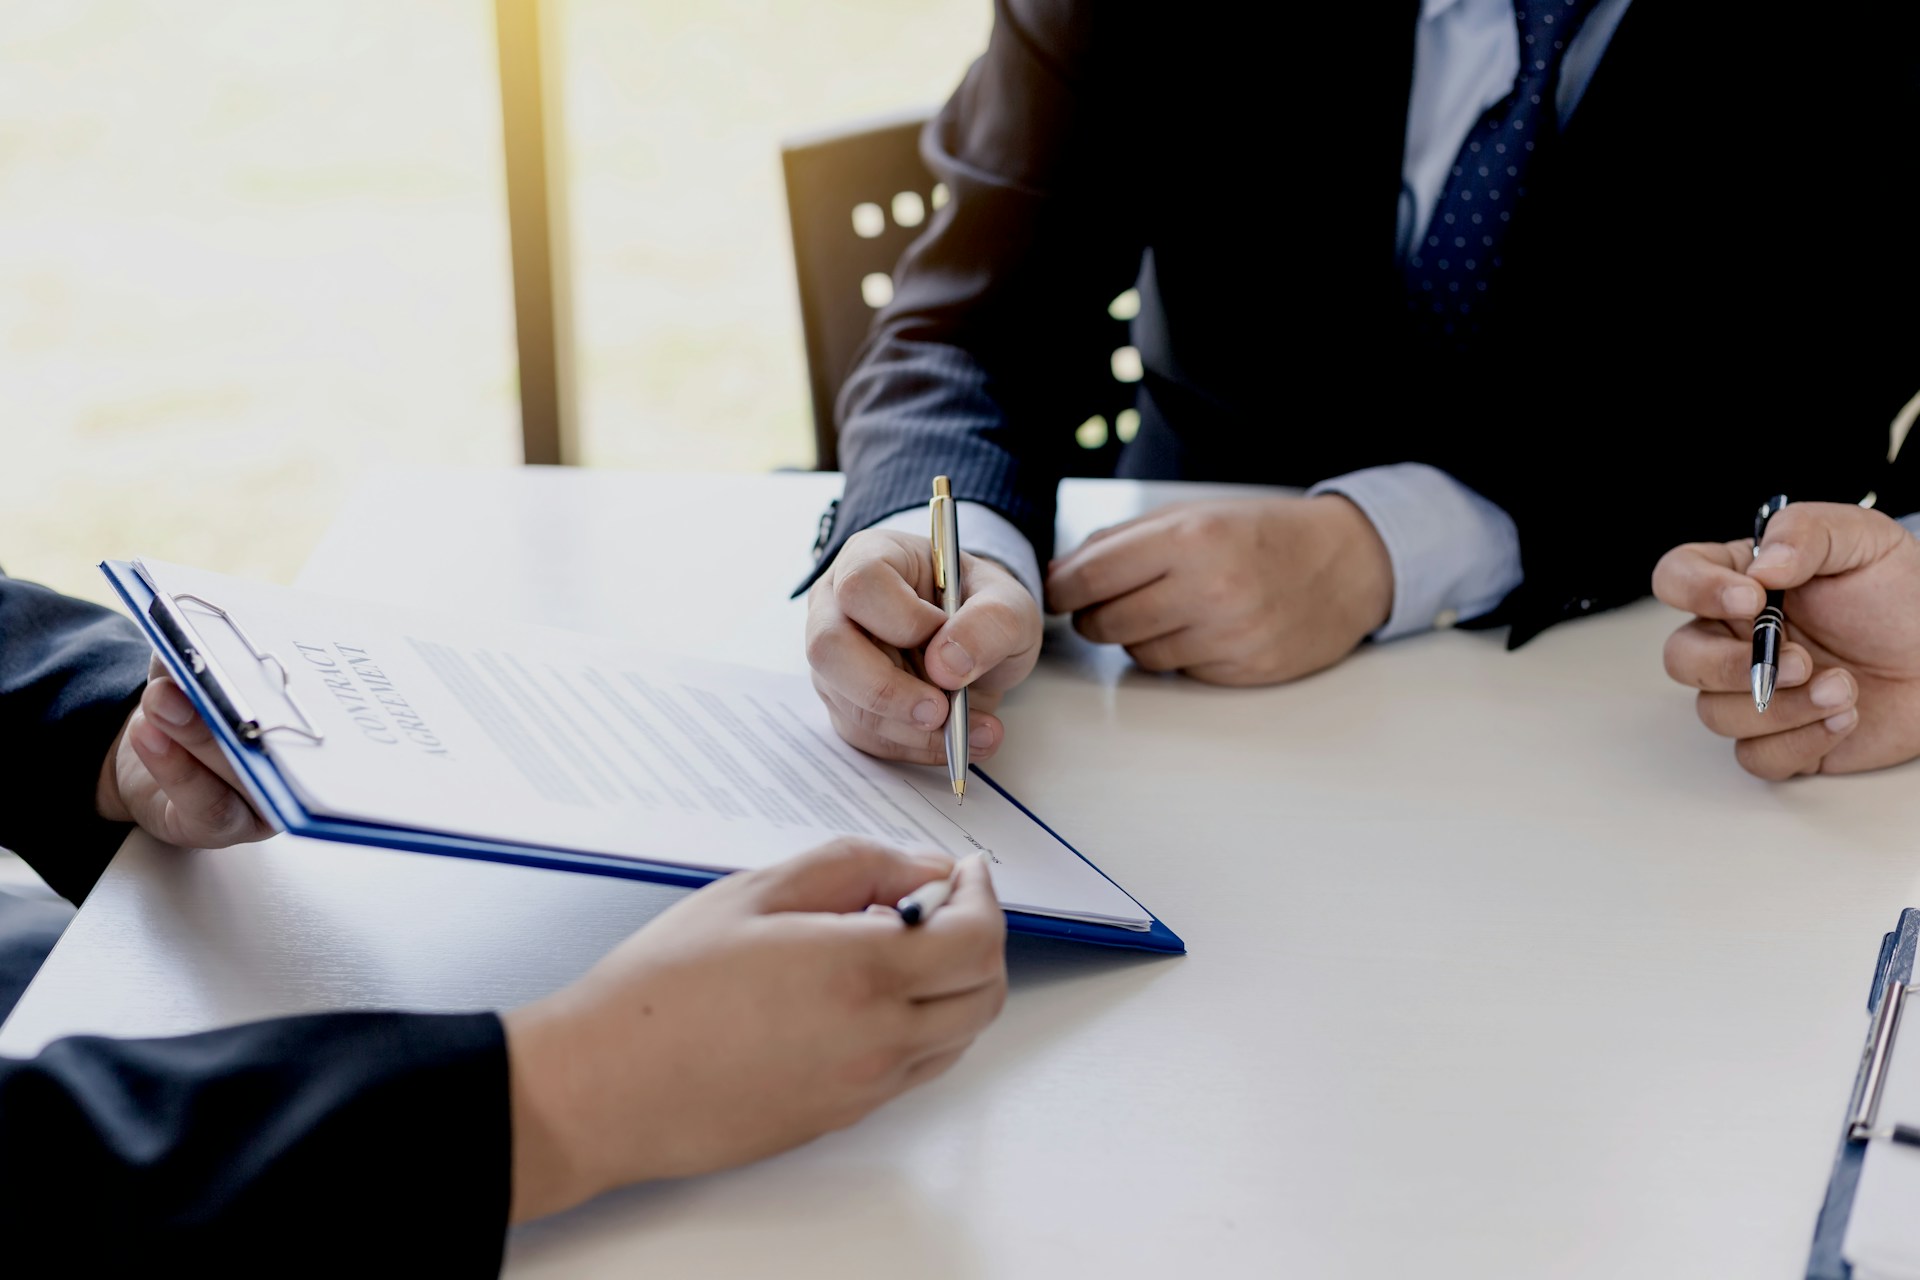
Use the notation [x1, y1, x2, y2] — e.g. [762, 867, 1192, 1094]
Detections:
[102, 560, 1184, 955]
[1808, 908, 1920, 1278]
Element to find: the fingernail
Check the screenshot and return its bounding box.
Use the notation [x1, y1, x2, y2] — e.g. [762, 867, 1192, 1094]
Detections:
[969, 720, 997, 751]
[1753, 543, 1794, 571]
[1780, 652, 1810, 685]
[1825, 708, 1859, 734]
[1811, 671, 1852, 710]
[1721, 584, 1762, 615]
[150, 678, 194, 725]
[941, 640, 974, 677]
[911, 699, 942, 728]
[132, 717, 170, 756]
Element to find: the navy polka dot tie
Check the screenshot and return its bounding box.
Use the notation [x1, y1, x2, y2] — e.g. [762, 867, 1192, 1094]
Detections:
[1405, 0, 1603, 348]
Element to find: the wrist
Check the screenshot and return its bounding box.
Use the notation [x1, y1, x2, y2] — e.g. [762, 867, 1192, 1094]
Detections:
[503, 994, 607, 1223]
[1311, 494, 1394, 635]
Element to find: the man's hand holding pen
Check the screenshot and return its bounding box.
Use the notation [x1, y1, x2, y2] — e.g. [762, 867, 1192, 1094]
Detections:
[806, 526, 1042, 767]
[1653, 501, 1920, 779]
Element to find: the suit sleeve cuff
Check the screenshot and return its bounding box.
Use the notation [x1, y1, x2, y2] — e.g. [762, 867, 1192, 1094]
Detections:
[872, 502, 1044, 603]
[1310, 463, 1524, 642]
[0, 1010, 508, 1270]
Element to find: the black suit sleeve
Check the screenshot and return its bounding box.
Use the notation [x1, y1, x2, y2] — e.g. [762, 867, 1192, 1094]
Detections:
[0, 570, 149, 903]
[806, 0, 1146, 582]
[0, 1011, 510, 1272]
[0, 575, 514, 1267]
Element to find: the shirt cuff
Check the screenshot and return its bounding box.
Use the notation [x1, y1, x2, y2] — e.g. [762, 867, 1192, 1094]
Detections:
[872, 502, 1044, 604]
[1309, 463, 1523, 642]
[1898, 511, 1920, 539]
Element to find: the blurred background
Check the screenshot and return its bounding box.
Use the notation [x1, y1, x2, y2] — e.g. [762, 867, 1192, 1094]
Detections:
[0, 0, 987, 603]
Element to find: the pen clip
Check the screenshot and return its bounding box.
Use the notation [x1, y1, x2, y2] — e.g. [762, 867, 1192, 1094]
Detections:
[930, 495, 949, 592]
[1753, 494, 1789, 558]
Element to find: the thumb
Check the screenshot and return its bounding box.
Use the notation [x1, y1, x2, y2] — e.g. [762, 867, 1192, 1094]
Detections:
[1750, 502, 1911, 590]
[925, 556, 1042, 689]
[125, 712, 272, 847]
[744, 838, 954, 915]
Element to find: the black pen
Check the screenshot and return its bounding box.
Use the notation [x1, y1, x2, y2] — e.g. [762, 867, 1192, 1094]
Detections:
[894, 854, 984, 925]
[1751, 494, 1789, 712]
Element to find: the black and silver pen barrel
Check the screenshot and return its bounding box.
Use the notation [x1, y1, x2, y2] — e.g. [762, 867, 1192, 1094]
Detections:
[1751, 494, 1789, 713]
[1751, 598, 1784, 711]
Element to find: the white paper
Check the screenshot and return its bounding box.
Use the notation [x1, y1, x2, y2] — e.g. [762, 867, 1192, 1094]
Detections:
[137, 560, 1149, 929]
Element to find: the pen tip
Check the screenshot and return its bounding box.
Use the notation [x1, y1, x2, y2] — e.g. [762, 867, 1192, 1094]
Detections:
[1752, 665, 1775, 713]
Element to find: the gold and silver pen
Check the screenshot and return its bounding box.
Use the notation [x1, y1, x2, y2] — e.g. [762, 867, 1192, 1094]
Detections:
[929, 476, 967, 802]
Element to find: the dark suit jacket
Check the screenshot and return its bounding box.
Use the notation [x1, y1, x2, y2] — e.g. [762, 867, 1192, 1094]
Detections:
[0, 573, 508, 1271]
[816, 0, 1920, 644]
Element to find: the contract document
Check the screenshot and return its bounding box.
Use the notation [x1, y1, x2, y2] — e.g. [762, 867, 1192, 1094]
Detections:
[123, 559, 1152, 932]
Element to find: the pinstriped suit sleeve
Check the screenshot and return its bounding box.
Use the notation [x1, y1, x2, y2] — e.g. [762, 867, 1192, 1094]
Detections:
[800, 0, 1146, 589]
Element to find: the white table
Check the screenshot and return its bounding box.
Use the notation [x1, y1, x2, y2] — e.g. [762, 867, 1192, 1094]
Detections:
[6, 466, 1918, 1278]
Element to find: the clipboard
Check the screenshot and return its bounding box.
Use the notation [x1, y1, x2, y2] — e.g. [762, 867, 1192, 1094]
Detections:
[102, 559, 1185, 955]
[1809, 908, 1920, 1278]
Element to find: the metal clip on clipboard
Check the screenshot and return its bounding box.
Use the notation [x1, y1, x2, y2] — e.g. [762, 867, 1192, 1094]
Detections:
[1849, 978, 1920, 1149]
[133, 561, 325, 746]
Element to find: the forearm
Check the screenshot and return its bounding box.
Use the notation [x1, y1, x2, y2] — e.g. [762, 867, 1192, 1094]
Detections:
[0, 1010, 509, 1270]
[0, 573, 148, 900]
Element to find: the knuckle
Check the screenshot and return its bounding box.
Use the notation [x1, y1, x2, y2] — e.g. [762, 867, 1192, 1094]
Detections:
[1693, 693, 1722, 733]
[210, 790, 257, 841]
[825, 1101, 875, 1133]
[815, 834, 867, 862]
[807, 571, 840, 613]
[854, 669, 904, 716]
[1183, 511, 1225, 544]
[1661, 631, 1688, 683]
[827, 706, 890, 755]
[1128, 643, 1172, 672]
[973, 934, 1007, 985]
[1735, 739, 1795, 782]
[839, 1044, 906, 1090]
[1213, 618, 1259, 656]
[1650, 546, 1684, 592]
[803, 623, 838, 669]
[964, 599, 1021, 654]
[833, 562, 883, 613]
[1072, 566, 1111, 603]
[1196, 578, 1238, 618]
